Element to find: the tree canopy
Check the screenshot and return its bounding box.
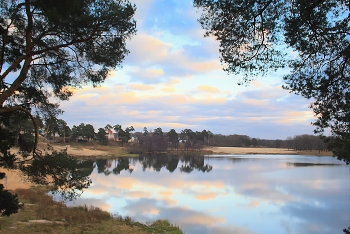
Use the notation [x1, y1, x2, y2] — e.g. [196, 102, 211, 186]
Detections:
[114, 124, 134, 146]
[0, 0, 136, 216]
[194, 0, 350, 163]
[1, 0, 136, 147]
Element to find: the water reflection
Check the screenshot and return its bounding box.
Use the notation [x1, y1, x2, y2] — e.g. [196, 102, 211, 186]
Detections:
[94, 154, 213, 175]
[286, 162, 343, 167]
[63, 155, 350, 234]
[96, 158, 133, 175]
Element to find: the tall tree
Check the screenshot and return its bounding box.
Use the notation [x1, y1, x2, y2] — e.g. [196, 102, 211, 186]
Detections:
[71, 123, 84, 142]
[167, 129, 179, 150]
[83, 124, 95, 141]
[194, 0, 350, 163]
[45, 117, 59, 143]
[104, 124, 113, 131]
[57, 119, 69, 143]
[114, 125, 134, 146]
[154, 127, 164, 137]
[96, 128, 108, 145]
[143, 127, 149, 136]
[71, 123, 95, 142]
[0, 0, 136, 216]
[1, 0, 136, 149]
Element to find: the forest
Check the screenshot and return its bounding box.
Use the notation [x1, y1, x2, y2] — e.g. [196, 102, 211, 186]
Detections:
[29, 114, 329, 153]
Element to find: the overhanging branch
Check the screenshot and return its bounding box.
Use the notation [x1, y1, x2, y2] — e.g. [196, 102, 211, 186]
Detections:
[0, 106, 40, 157]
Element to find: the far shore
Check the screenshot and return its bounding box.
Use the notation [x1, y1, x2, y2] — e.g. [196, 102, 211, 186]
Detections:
[203, 147, 332, 156]
[48, 144, 332, 157]
[5, 145, 332, 191]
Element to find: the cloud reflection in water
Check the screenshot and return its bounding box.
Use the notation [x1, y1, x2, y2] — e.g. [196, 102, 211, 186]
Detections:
[63, 154, 349, 234]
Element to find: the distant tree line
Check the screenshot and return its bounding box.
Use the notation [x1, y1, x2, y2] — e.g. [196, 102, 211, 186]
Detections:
[31, 116, 329, 153]
[209, 134, 329, 152]
[130, 128, 213, 153]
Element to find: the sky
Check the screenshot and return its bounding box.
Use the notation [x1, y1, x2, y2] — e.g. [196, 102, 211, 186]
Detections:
[59, 0, 317, 139]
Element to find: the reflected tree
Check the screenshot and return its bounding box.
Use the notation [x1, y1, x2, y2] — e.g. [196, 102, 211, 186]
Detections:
[153, 156, 163, 172]
[166, 156, 179, 173]
[95, 159, 118, 176]
[179, 165, 194, 173]
[198, 164, 213, 173]
[95, 159, 108, 174]
[179, 155, 213, 173]
[95, 158, 133, 175]
[112, 158, 133, 175]
[135, 154, 213, 174]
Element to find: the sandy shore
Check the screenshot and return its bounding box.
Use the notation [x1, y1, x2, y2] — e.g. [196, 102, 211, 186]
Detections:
[204, 147, 332, 156]
[13, 139, 333, 158]
[42, 144, 110, 157]
[65, 146, 109, 156]
[3, 146, 331, 190]
[205, 147, 297, 155]
[56, 145, 331, 157]
[2, 169, 33, 190]
[63, 147, 296, 157]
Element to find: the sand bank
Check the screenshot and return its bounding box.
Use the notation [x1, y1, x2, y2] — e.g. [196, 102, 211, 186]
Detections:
[204, 147, 332, 156]
[205, 147, 297, 155]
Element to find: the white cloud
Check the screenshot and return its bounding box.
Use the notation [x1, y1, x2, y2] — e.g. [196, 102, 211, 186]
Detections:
[57, 0, 317, 139]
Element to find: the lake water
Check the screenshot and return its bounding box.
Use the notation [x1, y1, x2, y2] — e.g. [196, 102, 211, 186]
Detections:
[63, 154, 350, 234]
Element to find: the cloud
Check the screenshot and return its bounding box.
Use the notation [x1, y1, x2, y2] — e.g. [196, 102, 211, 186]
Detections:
[197, 85, 221, 94]
[125, 34, 173, 66]
[127, 83, 155, 91]
[194, 192, 219, 201]
[124, 191, 152, 199]
[129, 67, 165, 84]
[158, 190, 173, 198]
[123, 33, 223, 84]
[160, 86, 176, 93]
[58, 0, 317, 140]
[60, 82, 315, 139]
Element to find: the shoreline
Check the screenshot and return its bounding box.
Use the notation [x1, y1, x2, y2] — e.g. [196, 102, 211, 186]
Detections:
[4, 146, 332, 191]
[59, 145, 332, 157]
[203, 147, 332, 156]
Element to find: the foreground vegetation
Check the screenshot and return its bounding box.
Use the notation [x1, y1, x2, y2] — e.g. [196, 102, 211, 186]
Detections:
[0, 187, 183, 234]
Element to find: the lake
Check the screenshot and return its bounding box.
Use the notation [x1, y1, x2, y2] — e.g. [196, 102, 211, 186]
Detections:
[62, 154, 350, 234]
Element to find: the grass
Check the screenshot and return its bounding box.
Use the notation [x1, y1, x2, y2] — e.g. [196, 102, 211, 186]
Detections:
[0, 187, 183, 234]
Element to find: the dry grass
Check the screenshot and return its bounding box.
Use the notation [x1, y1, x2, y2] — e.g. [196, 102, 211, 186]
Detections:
[0, 187, 183, 234]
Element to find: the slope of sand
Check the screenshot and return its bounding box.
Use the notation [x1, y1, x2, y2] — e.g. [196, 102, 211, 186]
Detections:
[205, 147, 332, 156]
[2, 169, 33, 190]
[3, 146, 331, 190]
[39, 143, 110, 157]
[206, 147, 297, 155]
[65, 146, 109, 157]
[53, 145, 331, 157]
